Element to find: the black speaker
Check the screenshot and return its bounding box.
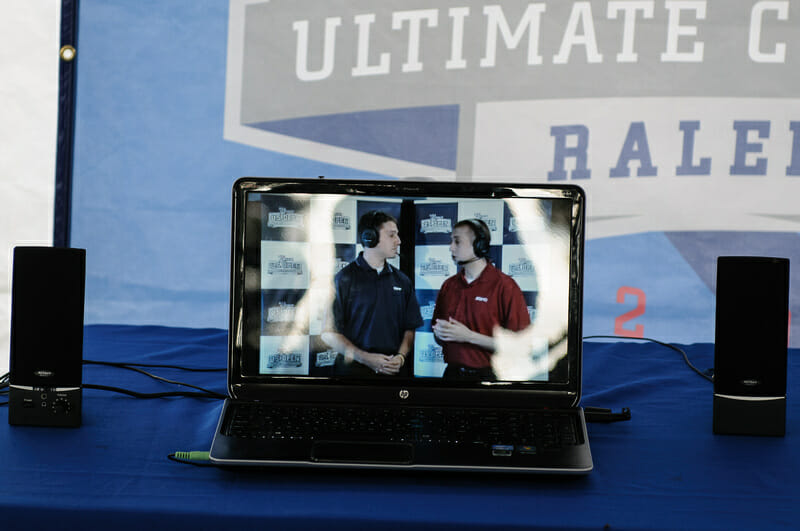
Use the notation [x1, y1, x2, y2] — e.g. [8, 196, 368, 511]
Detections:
[8, 247, 85, 427]
[713, 256, 789, 436]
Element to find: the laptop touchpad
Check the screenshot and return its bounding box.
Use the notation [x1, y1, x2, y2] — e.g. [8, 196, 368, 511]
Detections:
[311, 441, 413, 465]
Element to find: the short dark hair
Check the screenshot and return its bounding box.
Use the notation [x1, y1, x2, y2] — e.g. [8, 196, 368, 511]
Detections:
[358, 210, 398, 247]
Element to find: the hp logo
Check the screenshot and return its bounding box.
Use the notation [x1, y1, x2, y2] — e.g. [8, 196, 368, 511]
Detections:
[398, 389, 410, 400]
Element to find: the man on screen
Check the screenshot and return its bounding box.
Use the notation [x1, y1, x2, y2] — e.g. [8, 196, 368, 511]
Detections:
[322, 210, 423, 377]
[432, 219, 531, 380]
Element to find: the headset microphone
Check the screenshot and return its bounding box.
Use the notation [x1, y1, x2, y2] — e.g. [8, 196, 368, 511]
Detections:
[457, 256, 482, 266]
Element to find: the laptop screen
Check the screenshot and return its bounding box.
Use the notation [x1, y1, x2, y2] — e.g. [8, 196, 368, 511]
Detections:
[229, 178, 585, 404]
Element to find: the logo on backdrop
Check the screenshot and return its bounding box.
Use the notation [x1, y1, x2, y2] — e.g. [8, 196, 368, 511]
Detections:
[267, 256, 304, 276]
[420, 301, 435, 321]
[226, 0, 797, 185]
[418, 344, 444, 364]
[266, 352, 304, 369]
[332, 212, 352, 231]
[420, 214, 453, 234]
[419, 258, 450, 277]
[315, 350, 338, 368]
[333, 257, 349, 274]
[472, 213, 497, 233]
[266, 301, 297, 323]
[268, 207, 305, 229]
[508, 258, 535, 278]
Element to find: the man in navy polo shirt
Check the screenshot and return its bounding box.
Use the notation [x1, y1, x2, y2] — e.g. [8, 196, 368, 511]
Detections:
[322, 210, 423, 377]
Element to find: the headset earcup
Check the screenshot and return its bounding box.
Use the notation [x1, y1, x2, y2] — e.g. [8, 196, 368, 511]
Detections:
[474, 237, 489, 258]
[361, 228, 377, 248]
[469, 219, 490, 257]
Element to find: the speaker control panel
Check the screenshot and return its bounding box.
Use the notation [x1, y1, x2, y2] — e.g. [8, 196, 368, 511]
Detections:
[8, 386, 82, 428]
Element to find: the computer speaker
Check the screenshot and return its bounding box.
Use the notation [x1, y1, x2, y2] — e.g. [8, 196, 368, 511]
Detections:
[8, 246, 85, 427]
[713, 256, 789, 436]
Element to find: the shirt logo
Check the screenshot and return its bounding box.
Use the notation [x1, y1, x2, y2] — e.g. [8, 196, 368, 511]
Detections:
[393, 286, 403, 292]
[420, 214, 452, 234]
[475, 296, 488, 302]
[267, 207, 305, 229]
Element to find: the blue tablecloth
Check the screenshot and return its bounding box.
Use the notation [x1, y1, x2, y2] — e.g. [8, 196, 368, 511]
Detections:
[2, 325, 798, 529]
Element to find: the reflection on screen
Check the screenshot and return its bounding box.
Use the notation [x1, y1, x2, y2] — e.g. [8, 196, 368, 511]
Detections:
[248, 192, 572, 383]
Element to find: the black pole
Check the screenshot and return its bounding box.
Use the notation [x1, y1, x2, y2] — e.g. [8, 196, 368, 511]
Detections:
[53, 0, 79, 248]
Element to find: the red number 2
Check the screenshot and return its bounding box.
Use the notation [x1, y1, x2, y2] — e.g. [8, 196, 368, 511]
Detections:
[615, 286, 646, 338]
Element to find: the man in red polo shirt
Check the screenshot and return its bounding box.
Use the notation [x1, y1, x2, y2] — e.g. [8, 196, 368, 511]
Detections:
[431, 219, 530, 380]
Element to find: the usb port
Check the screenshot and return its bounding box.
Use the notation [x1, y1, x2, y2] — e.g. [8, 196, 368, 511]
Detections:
[518, 445, 537, 455]
[491, 444, 514, 457]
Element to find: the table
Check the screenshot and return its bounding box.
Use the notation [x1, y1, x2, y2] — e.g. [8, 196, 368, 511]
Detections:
[2, 325, 798, 529]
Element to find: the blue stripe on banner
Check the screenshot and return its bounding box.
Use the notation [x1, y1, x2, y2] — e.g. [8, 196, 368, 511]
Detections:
[248, 105, 459, 170]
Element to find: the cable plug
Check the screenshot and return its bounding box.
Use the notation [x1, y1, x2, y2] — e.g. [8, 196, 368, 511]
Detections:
[174, 451, 210, 461]
[169, 451, 212, 465]
[584, 407, 632, 423]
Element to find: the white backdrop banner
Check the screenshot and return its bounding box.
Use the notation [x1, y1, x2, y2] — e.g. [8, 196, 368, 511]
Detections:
[69, 0, 799, 348]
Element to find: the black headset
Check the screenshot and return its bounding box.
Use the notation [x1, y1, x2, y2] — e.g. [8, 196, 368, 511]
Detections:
[359, 211, 380, 248]
[462, 218, 491, 258]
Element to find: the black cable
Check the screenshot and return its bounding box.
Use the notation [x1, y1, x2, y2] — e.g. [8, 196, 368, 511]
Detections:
[83, 360, 224, 397]
[583, 335, 714, 383]
[0, 365, 225, 405]
[84, 383, 225, 400]
[83, 359, 225, 372]
[1, 373, 9, 404]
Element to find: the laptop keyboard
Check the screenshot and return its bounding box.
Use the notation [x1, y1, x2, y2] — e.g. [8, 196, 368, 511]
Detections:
[223, 403, 583, 450]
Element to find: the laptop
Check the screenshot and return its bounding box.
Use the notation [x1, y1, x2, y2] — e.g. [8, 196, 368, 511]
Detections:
[209, 177, 592, 474]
